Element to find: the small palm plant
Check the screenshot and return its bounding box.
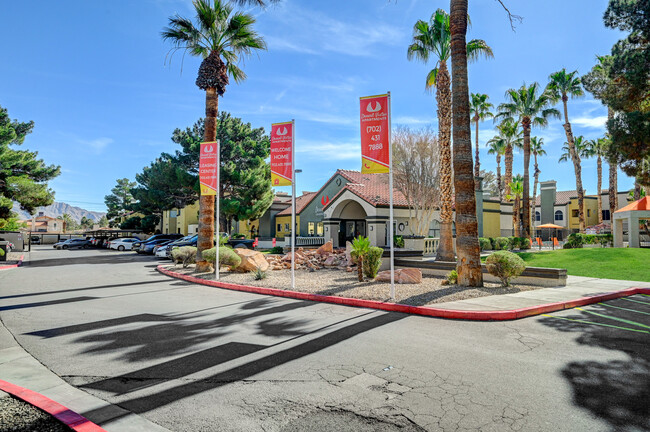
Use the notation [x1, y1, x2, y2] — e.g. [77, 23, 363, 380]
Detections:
[506, 175, 524, 237]
[350, 236, 371, 282]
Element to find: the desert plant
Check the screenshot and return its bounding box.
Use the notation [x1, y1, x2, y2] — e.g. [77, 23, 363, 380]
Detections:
[202, 246, 242, 270]
[394, 235, 405, 248]
[446, 269, 458, 285]
[351, 236, 371, 282]
[485, 251, 526, 287]
[363, 247, 384, 279]
[0, 248, 4, 257]
[269, 246, 284, 254]
[252, 267, 267, 280]
[171, 246, 197, 268]
[519, 237, 531, 250]
[479, 237, 491, 251]
[495, 237, 509, 251]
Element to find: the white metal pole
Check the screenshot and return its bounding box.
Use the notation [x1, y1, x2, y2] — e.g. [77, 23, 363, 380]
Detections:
[388, 92, 395, 300]
[215, 139, 220, 281]
[291, 120, 296, 291]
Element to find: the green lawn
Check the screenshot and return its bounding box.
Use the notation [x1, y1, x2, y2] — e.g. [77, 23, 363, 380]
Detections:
[510, 248, 650, 282]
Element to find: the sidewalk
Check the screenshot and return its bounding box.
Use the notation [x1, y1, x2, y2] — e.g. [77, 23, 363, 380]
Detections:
[431, 275, 649, 311]
[0, 318, 170, 432]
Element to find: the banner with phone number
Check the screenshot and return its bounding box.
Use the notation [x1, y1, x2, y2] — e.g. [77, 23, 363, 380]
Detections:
[270, 121, 293, 186]
[360, 94, 390, 174]
[199, 141, 219, 195]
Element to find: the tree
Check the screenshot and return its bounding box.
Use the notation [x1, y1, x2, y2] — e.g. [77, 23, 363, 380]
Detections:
[496, 83, 560, 239]
[479, 169, 499, 198]
[61, 213, 78, 232]
[584, 137, 608, 224]
[80, 216, 93, 230]
[506, 175, 524, 237]
[407, 7, 492, 263]
[490, 119, 522, 200]
[547, 68, 588, 232]
[0, 105, 59, 225]
[530, 136, 546, 223]
[469, 93, 494, 185]
[450, 0, 484, 286]
[98, 215, 109, 228]
[162, 0, 267, 272]
[486, 137, 506, 201]
[104, 178, 136, 221]
[166, 114, 274, 233]
[392, 127, 440, 236]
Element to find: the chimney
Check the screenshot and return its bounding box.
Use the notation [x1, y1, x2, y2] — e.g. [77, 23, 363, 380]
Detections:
[540, 180, 557, 224]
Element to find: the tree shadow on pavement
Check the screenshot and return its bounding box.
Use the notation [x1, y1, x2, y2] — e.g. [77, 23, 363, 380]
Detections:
[537, 296, 650, 431]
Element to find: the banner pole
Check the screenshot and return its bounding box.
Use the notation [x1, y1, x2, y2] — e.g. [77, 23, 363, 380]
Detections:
[388, 92, 395, 300]
[215, 139, 220, 281]
[291, 120, 296, 291]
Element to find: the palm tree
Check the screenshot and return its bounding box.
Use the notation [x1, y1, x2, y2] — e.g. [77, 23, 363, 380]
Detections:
[491, 119, 523, 200]
[449, 0, 487, 286]
[547, 68, 587, 232]
[407, 9, 492, 264]
[162, 0, 266, 272]
[583, 137, 607, 224]
[351, 236, 370, 282]
[496, 83, 560, 239]
[506, 175, 524, 237]
[530, 137, 546, 225]
[469, 93, 494, 185]
[486, 137, 506, 201]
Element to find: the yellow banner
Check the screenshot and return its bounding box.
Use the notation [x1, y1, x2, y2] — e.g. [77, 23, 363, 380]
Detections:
[271, 173, 292, 186]
[200, 185, 217, 196]
[361, 157, 389, 174]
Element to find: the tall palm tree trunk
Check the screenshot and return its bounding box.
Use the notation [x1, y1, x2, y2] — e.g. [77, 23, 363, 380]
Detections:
[597, 155, 602, 224]
[496, 154, 503, 202]
[521, 118, 531, 239]
[450, 0, 482, 287]
[504, 145, 513, 200]
[561, 97, 585, 232]
[532, 153, 540, 232]
[435, 62, 455, 262]
[474, 116, 480, 188]
[196, 87, 218, 272]
[607, 109, 618, 221]
[513, 197, 520, 237]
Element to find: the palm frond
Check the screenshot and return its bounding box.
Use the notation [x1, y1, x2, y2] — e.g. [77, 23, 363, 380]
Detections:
[466, 39, 494, 62]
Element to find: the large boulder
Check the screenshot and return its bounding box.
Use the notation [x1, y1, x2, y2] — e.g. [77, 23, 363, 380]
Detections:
[375, 268, 422, 284]
[316, 240, 333, 255]
[234, 248, 269, 272]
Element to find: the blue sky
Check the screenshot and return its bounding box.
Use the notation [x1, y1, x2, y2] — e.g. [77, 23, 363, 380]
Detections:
[1, 0, 633, 213]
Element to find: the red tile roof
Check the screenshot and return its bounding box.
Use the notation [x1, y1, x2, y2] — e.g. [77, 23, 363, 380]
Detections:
[276, 192, 318, 216]
[325, 170, 410, 209]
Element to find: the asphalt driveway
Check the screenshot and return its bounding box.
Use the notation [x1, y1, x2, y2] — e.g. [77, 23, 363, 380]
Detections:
[0, 246, 648, 431]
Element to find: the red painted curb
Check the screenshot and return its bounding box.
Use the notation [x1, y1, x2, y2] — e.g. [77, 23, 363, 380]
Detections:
[0, 254, 24, 270]
[157, 265, 650, 321]
[0, 379, 108, 432]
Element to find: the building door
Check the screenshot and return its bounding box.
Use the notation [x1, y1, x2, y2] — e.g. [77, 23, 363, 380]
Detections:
[339, 220, 366, 245]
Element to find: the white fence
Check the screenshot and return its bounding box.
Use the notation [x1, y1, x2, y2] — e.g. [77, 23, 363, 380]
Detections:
[423, 237, 440, 256]
[285, 236, 325, 247]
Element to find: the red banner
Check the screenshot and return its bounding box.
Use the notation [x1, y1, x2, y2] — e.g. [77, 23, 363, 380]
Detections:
[270, 121, 293, 186]
[360, 94, 390, 173]
[200, 141, 219, 195]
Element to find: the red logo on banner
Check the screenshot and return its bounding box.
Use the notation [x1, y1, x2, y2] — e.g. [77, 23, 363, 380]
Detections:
[200, 141, 219, 196]
[271, 121, 293, 186]
[360, 94, 390, 173]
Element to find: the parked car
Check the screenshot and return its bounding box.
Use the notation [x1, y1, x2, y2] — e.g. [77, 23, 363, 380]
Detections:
[166, 235, 198, 258]
[55, 238, 90, 249]
[142, 239, 173, 255]
[132, 234, 183, 251]
[135, 238, 170, 254]
[109, 238, 139, 251]
[30, 236, 41, 244]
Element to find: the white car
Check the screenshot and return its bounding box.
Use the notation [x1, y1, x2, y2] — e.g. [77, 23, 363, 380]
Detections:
[155, 245, 171, 259]
[109, 238, 138, 251]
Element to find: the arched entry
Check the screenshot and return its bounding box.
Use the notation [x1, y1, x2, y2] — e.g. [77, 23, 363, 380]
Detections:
[331, 199, 368, 245]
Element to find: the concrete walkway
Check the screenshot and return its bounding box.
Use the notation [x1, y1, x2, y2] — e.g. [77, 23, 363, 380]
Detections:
[433, 275, 649, 311]
[0, 318, 171, 431]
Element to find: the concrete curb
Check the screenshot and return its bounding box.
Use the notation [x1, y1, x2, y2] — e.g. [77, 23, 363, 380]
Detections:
[0, 254, 24, 270]
[0, 379, 108, 432]
[157, 265, 650, 321]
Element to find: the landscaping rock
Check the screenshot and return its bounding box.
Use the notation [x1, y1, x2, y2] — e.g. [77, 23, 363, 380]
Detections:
[323, 255, 339, 267]
[316, 240, 333, 255]
[376, 268, 423, 284]
[234, 248, 269, 272]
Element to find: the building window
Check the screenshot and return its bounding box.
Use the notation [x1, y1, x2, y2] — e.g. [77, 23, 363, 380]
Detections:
[277, 223, 282, 232]
[308, 222, 315, 235]
[535, 211, 541, 222]
[572, 209, 579, 217]
[602, 209, 611, 221]
[285, 223, 290, 232]
[317, 222, 324, 236]
[555, 210, 564, 221]
[587, 209, 591, 217]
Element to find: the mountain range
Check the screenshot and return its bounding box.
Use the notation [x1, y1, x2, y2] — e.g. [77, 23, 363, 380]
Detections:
[15, 202, 106, 223]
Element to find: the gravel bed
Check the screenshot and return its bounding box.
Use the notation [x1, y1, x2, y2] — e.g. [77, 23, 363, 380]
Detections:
[0, 394, 71, 432]
[1, 252, 22, 266]
[167, 265, 542, 307]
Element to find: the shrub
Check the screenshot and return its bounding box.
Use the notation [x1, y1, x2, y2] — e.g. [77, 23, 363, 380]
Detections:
[394, 235, 405, 248]
[479, 237, 491, 251]
[485, 251, 526, 287]
[171, 246, 197, 268]
[489, 237, 497, 250]
[351, 236, 371, 282]
[495, 237, 510, 251]
[363, 246, 383, 279]
[252, 267, 267, 280]
[269, 246, 284, 254]
[597, 233, 613, 247]
[564, 233, 585, 249]
[203, 246, 242, 270]
[446, 269, 458, 285]
[519, 237, 531, 250]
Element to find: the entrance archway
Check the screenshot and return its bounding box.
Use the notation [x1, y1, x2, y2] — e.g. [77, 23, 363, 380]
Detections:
[330, 199, 368, 246]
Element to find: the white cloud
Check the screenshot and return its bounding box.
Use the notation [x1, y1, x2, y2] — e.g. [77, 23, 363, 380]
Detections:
[79, 137, 113, 154]
[393, 116, 433, 126]
[296, 140, 360, 161]
[572, 116, 607, 128]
